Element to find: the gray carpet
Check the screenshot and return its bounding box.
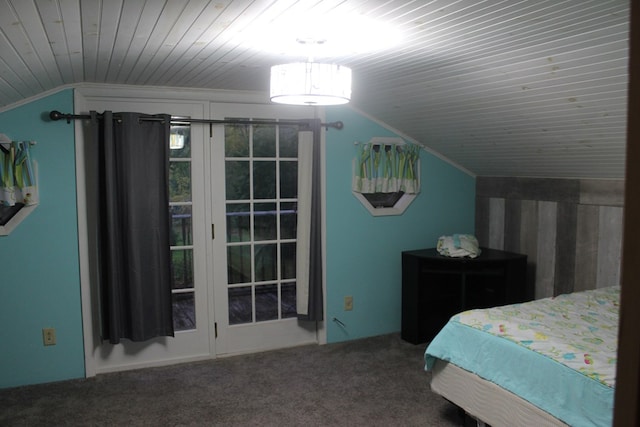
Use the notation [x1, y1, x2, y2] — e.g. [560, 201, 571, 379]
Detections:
[0, 334, 461, 426]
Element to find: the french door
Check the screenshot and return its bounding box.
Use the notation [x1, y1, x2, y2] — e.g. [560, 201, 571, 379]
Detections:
[83, 99, 211, 373]
[82, 97, 318, 372]
[208, 103, 318, 356]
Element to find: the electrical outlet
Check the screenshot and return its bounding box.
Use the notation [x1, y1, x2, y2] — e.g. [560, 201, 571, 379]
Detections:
[344, 296, 353, 311]
[42, 328, 56, 346]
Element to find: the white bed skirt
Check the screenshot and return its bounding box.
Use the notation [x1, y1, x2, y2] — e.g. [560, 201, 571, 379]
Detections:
[430, 359, 568, 427]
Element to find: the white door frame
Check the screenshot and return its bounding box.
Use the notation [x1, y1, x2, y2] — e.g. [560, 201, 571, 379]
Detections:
[75, 92, 212, 374]
[75, 85, 327, 377]
[208, 102, 325, 356]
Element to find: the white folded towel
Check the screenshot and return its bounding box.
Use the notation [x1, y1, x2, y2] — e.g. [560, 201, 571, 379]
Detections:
[436, 234, 481, 258]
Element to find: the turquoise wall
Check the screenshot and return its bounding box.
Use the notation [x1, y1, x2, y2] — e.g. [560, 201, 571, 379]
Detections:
[0, 90, 85, 388]
[324, 107, 476, 343]
[0, 92, 475, 388]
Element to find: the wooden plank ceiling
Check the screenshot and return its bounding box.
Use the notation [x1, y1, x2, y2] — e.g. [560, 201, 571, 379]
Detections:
[0, 0, 630, 179]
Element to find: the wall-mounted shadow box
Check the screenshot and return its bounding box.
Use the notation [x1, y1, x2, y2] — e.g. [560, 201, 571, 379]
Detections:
[352, 137, 421, 216]
[0, 135, 38, 236]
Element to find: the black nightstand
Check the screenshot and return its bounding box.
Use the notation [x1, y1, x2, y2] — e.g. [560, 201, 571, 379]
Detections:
[401, 247, 529, 344]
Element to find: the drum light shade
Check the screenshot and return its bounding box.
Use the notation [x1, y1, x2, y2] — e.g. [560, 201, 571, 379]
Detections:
[270, 62, 352, 105]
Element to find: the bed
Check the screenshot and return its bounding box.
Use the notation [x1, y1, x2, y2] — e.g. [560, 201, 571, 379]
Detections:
[424, 286, 619, 427]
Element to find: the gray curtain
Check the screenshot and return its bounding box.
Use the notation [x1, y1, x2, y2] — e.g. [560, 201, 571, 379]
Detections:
[298, 119, 323, 322]
[93, 111, 174, 344]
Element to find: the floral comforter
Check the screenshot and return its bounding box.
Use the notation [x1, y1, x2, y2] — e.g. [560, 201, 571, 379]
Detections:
[455, 286, 619, 388]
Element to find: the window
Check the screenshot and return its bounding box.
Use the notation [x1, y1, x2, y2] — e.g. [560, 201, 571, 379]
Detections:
[0, 203, 23, 226]
[169, 121, 196, 331]
[224, 120, 299, 324]
[352, 137, 420, 216]
[0, 139, 38, 236]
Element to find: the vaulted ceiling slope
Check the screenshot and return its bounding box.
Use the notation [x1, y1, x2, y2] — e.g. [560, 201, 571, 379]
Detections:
[0, 0, 629, 179]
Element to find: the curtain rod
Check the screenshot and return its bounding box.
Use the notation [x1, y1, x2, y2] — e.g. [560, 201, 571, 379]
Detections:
[48, 110, 343, 131]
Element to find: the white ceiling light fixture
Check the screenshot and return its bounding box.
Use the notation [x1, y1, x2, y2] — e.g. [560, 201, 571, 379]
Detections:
[242, 13, 401, 106]
[260, 13, 401, 106]
[270, 61, 352, 106]
[270, 35, 352, 106]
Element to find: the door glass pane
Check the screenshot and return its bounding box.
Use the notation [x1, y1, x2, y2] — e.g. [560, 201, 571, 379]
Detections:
[170, 205, 192, 246]
[280, 161, 297, 199]
[254, 202, 277, 241]
[170, 124, 191, 158]
[169, 121, 195, 332]
[255, 284, 278, 322]
[169, 162, 192, 202]
[171, 249, 194, 289]
[253, 122, 276, 157]
[281, 242, 296, 280]
[172, 292, 196, 331]
[229, 286, 252, 325]
[226, 203, 250, 243]
[226, 160, 250, 200]
[281, 283, 297, 318]
[254, 243, 276, 282]
[279, 126, 298, 157]
[224, 120, 300, 325]
[253, 161, 276, 199]
[280, 202, 297, 239]
[225, 123, 249, 157]
[228, 245, 252, 284]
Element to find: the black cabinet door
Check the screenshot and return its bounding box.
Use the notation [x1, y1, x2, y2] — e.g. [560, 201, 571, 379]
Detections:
[401, 248, 528, 344]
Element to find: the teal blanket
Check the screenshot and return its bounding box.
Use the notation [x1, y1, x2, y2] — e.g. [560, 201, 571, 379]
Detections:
[425, 286, 619, 427]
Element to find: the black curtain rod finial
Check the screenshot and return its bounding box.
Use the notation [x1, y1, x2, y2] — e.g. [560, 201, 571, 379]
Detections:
[49, 110, 72, 123]
[326, 121, 344, 131]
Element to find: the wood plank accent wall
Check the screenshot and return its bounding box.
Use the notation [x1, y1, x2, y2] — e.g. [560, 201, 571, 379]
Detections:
[476, 177, 624, 299]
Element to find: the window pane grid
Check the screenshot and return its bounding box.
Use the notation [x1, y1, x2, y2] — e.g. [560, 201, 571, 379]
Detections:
[227, 278, 295, 287]
[226, 239, 295, 247]
[224, 120, 298, 325]
[227, 282, 297, 324]
[170, 122, 195, 331]
[170, 245, 194, 250]
[251, 286, 256, 323]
